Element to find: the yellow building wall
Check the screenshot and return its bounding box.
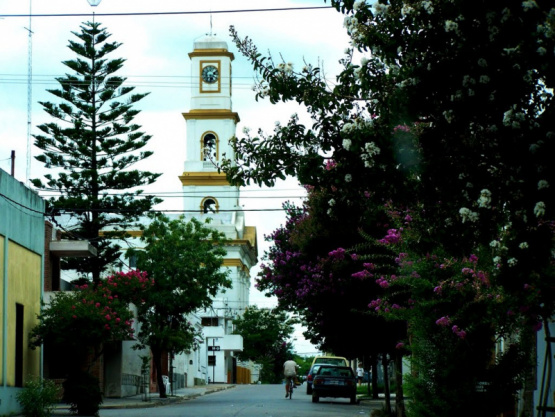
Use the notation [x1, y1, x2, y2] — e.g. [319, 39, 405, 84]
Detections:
[0, 235, 4, 384]
[5, 240, 41, 386]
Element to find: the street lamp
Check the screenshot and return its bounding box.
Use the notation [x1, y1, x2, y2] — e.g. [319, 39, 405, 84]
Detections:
[87, 0, 102, 5]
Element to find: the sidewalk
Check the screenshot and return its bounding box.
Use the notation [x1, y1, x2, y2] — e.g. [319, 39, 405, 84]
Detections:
[49, 384, 234, 415]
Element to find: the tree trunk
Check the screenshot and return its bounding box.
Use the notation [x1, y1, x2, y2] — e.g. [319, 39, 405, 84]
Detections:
[151, 347, 167, 398]
[372, 355, 379, 399]
[382, 354, 392, 415]
[394, 350, 406, 417]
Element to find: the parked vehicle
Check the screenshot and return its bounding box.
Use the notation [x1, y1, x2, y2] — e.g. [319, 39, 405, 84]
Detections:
[311, 364, 357, 404]
[311, 355, 349, 367]
[305, 364, 322, 395]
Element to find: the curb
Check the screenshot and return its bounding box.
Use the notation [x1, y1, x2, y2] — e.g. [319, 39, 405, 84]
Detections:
[49, 384, 234, 413]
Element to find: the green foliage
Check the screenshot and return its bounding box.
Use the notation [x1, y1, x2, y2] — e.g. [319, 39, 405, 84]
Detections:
[31, 21, 161, 282]
[62, 371, 102, 416]
[16, 378, 60, 417]
[126, 214, 231, 395]
[233, 306, 297, 363]
[233, 306, 297, 384]
[295, 355, 315, 377]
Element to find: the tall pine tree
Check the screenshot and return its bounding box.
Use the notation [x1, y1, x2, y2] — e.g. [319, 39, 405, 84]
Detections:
[32, 22, 161, 283]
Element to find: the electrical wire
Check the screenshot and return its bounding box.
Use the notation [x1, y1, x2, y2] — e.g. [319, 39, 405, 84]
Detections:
[0, 6, 333, 19]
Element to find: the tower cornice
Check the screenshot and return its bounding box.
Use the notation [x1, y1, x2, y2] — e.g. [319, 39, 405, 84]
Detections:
[189, 50, 235, 60]
[183, 110, 240, 123]
[179, 172, 232, 186]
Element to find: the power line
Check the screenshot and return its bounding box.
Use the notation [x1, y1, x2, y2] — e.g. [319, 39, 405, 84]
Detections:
[0, 191, 301, 216]
[0, 6, 333, 19]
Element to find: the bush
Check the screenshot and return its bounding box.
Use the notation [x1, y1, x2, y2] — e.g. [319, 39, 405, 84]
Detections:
[62, 371, 102, 416]
[16, 378, 60, 417]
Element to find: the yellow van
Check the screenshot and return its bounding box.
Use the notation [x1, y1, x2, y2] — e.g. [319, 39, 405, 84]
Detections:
[311, 355, 349, 367]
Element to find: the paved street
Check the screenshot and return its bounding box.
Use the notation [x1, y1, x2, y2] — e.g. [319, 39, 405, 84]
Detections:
[49, 384, 384, 417]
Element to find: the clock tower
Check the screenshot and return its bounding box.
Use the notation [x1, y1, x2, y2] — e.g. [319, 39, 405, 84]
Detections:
[180, 34, 240, 214]
[179, 35, 257, 384]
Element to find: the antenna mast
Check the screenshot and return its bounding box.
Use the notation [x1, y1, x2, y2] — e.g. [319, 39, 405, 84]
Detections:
[24, 0, 33, 184]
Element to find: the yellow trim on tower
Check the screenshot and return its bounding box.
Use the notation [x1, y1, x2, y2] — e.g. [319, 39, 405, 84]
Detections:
[183, 110, 240, 123]
[222, 258, 249, 273]
[179, 172, 231, 186]
[189, 50, 235, 60]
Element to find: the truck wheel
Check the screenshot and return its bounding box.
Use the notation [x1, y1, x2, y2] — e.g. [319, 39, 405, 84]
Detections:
[312, 393, 319, 403]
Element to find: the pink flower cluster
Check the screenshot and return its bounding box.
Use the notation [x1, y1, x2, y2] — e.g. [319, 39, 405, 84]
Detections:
[325, 160, 337, 171]
[379, 228, 402, 245]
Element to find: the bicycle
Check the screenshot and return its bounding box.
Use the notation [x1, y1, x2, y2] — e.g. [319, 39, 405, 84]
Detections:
[287, 376, 295, 399]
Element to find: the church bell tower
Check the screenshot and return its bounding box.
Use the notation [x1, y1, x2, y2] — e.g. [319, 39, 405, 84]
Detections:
[179, 35, 240, 215]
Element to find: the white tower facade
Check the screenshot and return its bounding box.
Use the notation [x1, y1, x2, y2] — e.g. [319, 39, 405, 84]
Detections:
[180, 35, 257, 384]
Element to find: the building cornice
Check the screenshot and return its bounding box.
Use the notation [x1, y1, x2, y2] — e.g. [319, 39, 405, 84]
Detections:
[222, 258, 250, 274]
[179, 172, 231, 186]
[183, 110, 240, 123]
[189, 50, 235, 60]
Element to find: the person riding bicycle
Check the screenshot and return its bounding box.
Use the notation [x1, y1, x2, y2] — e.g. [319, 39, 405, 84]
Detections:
[283, 357, 299, 398]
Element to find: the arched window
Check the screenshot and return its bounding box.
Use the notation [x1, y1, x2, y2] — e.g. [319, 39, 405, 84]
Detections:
[201, 132, 218, 162]
[202, 197, 218, 214]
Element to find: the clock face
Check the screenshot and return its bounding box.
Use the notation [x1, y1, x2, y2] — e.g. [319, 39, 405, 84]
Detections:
[202, 65, 219, 83]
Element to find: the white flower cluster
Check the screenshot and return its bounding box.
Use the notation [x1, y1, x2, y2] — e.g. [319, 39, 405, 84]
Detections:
[507, 257, 518, 267]
[341, 122, 355, 134]
[519, 242, 529, 249]
[343, 139, 352, 150]
[374, 3, 389, 14]
[344, 15, 358, 33]
[443, 110, 454, 123]
[329, 199, 336, 207]
[444, 20, 459, 32]
[277, 62, 294, 75]
[522, 1, 539, 11]
[401, 4, 414, 17]
[421, 1, 434, 14]
[503, 106, 526, 129]
[477, 189, 492, 208]
[538, 180, 549, 190]
[353, 0, 366, 11]
[534, 201, 546, 217]
[459, 207, 479, 223]
[345, 174, 352, 182]
[361, 141, 381, 168]
[257, 83, 271, 98]
[490, 240, 501, 248]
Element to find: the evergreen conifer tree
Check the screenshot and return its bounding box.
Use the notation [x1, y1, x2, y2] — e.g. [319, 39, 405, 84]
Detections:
[32, 22, 161, 283]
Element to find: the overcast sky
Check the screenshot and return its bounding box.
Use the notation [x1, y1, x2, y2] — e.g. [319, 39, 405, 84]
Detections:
[0, 0, 352, 355]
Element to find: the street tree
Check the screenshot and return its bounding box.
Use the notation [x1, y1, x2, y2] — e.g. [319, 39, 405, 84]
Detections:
[31, 21, 161, 283]
[126, 214, 231, 397]
[29, 270, 153, 415]
[233, 305, 297, 383]
[221, 1, 555, 416]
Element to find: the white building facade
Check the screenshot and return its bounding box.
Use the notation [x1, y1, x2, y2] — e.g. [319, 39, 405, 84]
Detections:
[178, 34, 257, 385]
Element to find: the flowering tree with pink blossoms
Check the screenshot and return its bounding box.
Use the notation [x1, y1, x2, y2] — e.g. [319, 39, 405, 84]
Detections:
[222, 1, 555, 416]
[30, 270, 154, 415]
[30, 270, 152, 364]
